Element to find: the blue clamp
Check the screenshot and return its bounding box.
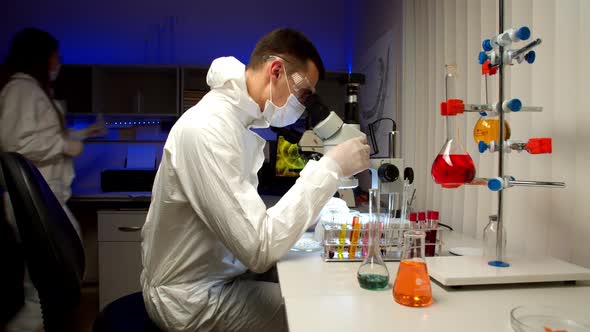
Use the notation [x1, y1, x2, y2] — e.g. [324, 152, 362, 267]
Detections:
[478, 141, 489, 153]
[487, 177, 503, 191]
[478, 51, 488, 65]
[482, 39, 493, 52]
[507, 98, 522, 112]
[525, 51, 536, 64]
[479, 111, 488, 116]
[517, 26, 531, 41]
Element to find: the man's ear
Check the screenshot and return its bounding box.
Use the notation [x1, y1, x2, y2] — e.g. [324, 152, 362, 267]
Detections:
[269, 60, 283, 82]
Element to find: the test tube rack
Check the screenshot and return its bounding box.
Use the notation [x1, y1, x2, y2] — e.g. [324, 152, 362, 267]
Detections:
[320, 218, 445, 262]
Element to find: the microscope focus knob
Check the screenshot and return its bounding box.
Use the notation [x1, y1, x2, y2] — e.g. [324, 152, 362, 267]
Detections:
[378, 164, 399, 183]
[404, 167, 414, 184]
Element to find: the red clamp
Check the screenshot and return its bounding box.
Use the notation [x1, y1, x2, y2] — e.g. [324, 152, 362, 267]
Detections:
[440, 99, 465, 116]
[526, 138, 552, 154]
[481, 60, 498, 76]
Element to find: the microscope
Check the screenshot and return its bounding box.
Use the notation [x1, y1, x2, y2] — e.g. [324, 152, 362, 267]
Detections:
[298, 74, 413, 207]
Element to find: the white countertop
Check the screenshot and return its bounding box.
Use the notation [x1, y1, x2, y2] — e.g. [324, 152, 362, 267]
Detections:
[277, 231, 590, 332]
[283, 284, 590, 332]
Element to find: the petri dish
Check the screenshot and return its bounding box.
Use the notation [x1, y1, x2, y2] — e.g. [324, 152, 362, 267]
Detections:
[511, 305, 590, 332]
[291, 234, 322, 252]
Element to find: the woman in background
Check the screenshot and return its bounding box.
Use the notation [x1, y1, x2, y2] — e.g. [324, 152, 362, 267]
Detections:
[0, 27, 103, 332]
[0, 27, 106, 210]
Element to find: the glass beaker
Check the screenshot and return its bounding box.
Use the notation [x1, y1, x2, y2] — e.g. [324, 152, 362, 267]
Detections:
[431, 65, 476, 188]
[357, 189, 390, 290]
[393, 230, 433, 307]
[473, 114, 511, 145]
[483, 214, 509, 267]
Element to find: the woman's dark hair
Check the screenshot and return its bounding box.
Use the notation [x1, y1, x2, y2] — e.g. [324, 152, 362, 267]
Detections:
[2, 28, 66, 131]
[247, 28, 325, 80]
[3, 28, 59, 94]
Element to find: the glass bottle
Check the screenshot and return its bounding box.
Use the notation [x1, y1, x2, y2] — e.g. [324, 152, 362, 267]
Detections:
[393, 230, 433, 307]
[482, 214, 509, 267]
[473, 113, 511, 145]
[357, 189, 390, 290]
[431, 65, 477, 188]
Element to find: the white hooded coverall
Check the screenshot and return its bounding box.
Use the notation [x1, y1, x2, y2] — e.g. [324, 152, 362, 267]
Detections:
[141, 57, 340, 332]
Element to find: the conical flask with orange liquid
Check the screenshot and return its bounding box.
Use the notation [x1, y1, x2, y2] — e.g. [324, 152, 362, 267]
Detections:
[431, 65, 476, 188]
[393, 230, 433, 307]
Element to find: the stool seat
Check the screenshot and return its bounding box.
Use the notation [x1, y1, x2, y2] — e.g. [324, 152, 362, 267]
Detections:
[93, 292, 161, 332]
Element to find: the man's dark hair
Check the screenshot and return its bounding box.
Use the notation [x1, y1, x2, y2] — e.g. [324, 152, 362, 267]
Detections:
[247, 28, 325, 80]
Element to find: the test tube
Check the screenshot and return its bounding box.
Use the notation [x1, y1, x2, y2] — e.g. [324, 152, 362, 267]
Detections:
[348, 216, 361, 258]
[425, 211, 439, 257]
[418, 212, 426, 230]
[361, 216, 369, 257]
[409, 212, 418, 230]
[337, 221, 347, 259]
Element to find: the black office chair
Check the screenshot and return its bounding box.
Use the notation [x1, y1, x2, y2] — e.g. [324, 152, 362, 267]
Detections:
[0, 185, 25, 329]
[93, 291, 162, 332]
[0, 152, 85, 332]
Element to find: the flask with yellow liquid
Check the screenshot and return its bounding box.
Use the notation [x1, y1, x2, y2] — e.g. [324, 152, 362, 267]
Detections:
[473, 115, 511, 145]
[472, 99, 522, 145]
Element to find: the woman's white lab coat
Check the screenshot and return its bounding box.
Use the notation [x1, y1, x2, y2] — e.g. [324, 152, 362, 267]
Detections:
[0, 73, 75, 204]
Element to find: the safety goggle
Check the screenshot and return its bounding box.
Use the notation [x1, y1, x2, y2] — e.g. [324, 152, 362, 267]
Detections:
[266, 55, 316, 104]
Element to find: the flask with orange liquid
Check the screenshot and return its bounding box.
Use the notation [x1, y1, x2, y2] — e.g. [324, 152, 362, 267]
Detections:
[393, 230, 433, 307]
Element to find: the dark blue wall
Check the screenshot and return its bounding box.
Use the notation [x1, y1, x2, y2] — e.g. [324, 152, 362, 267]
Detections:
[2, 0, 358, 71]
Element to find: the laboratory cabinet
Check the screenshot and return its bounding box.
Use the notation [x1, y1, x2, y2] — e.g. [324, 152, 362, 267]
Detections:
[98, 210, 147, 310]
[55, 64, 186, 116]
[53, 65, 93, 113]
[181, 66, 210, 113]
[93, 66, 179, 115]
[55, 64, 355, 118]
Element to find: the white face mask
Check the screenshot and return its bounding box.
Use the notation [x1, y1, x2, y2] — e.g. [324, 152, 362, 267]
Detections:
[49, 64, 61, 81]
[262, 67, 306, 127]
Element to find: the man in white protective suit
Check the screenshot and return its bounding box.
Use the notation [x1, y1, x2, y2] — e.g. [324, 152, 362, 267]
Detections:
[141, 28, 370, 332]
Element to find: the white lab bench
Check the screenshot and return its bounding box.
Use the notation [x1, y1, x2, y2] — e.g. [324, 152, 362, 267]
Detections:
[90, 194, 283, 309]
[277, 232, 590, 332]
[97, 210, 147, 309]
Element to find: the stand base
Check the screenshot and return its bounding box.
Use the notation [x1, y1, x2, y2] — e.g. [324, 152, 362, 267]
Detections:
[426, 255, 590, 286]
[488, 260, 510, 267]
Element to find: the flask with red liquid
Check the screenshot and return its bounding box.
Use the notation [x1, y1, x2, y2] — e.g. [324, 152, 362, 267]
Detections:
[431, 65, 476, 188]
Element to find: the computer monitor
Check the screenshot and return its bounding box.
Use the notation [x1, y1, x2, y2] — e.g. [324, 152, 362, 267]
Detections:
[275, 136, 305, 177]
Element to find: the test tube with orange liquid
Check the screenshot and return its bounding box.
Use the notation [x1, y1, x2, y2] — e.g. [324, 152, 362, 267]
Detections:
[393, 230, 433, 307]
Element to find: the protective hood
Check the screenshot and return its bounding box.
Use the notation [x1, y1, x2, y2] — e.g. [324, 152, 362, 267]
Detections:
[206, 57, 267, 128]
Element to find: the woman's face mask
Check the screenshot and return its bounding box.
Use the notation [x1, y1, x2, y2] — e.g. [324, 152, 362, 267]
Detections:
[49, 52, 61, 81]
[49, 64, 60, 81]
